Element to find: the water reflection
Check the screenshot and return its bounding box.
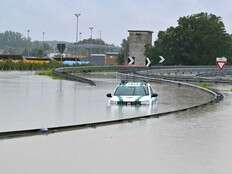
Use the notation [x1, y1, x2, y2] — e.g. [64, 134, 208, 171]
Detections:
[106, 101, 158, 120]
[0, 83, 231, 174]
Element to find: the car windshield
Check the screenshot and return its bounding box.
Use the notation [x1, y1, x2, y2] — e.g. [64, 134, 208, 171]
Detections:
[114, 86, 149, 96]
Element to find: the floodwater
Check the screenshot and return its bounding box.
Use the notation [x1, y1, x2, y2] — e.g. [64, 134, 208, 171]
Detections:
[0, 71, 212, 132]
[0, 85, 231, 174]
[0, 72, 231, 174]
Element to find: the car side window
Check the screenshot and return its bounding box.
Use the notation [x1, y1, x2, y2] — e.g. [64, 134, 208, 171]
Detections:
[144, 87, 149, 95]
[134, 86, 149, 96]
[149, 87, 153, 95]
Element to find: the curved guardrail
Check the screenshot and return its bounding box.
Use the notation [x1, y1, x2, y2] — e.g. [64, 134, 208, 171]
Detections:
[0, 67, 223, 139]
[53, 67, 96, 86]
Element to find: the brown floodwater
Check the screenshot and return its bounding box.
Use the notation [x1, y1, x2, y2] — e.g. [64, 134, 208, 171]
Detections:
[0, 72, 230, 174]
[0, 71, 212, 132]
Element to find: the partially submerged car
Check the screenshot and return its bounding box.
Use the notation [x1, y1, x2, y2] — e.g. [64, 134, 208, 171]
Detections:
[106, 81, 158, 105]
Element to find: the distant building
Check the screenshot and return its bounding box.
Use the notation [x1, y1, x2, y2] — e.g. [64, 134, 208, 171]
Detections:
[105, 52, 119, 65]
[81, 54, 106, 65]
[128, 30, 153, 65]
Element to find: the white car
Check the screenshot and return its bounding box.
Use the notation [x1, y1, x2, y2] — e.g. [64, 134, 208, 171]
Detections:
[106, 81, 158, 105]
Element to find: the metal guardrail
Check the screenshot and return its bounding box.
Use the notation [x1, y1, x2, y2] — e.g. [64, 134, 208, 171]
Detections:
[53, 67, 96, 86]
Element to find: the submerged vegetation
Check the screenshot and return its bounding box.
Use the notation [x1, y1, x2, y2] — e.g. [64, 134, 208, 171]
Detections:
[198, 82, 211, 89]
[36, 69, 63, 80]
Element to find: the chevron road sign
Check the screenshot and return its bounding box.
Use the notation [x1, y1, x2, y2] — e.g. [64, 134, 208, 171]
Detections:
[128, 56, 135, 65]
[145, 57, 151, 67]
[159, 56, 165, 63]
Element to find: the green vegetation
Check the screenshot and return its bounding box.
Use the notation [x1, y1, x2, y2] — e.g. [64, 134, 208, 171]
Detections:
[198, 82, 211, 89]
[0, 61, 60, 71]
[117, 39, 128, 65]
[0, 31, 51, 56]
[36, 69, 63, 80]
[78, 38, 106, 45]
[145, 12, 232, 65]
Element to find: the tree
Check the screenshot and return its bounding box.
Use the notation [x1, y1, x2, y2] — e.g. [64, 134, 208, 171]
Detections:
[0, 31, 28, 54]
[0, 31, 52, 56]
[146, 13, 232, 65]
[117, 39, 128, 65]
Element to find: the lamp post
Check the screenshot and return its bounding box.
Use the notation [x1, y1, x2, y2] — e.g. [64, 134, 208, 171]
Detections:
[74, 13, 81, 59]
[89, 27, 94, 39]
[42, 32, 45, 42]
[74, 13, 81, 43]
[99, 30, 102, 40]
[27, 29, 30, 57]
[79, 32, 82, 41]
[42, 32, 45, 56]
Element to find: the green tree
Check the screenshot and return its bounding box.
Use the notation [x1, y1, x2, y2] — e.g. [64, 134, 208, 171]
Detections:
[0, 31, 28, 54]
[146, 13, 232, 65]
[0, 31, 52, 56]
[117, 39, 128, 65]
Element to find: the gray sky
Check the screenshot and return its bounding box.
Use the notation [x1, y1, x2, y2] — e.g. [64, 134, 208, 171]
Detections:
[0, 0, 232, 46]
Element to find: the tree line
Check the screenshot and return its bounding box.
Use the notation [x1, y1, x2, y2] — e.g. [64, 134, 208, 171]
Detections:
[0, 31, 120, 57]
[120, 12, 232, 65]
[0, 31, 52, 56]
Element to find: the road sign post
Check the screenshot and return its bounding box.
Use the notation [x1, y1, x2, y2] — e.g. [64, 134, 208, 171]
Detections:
[216, 57, 227, 71]
[57, 44, 66, 65]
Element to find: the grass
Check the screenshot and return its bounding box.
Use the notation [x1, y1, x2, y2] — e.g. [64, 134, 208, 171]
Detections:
[36, 69, 64, 80]
[198, 82, 211, 89]
[0, 60, 61, 71]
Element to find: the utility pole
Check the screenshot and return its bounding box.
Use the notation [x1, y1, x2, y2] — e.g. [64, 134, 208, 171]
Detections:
[89, 27, 94, 39]
[74, 13, 81, 43]
[27, 29, 30, 57]
[99, 30, 102, 40]
[42, 32, 45, 56]
[42, 32, 45, 42]
[74, 13, 81, 59]
[79, 32, 82, 41]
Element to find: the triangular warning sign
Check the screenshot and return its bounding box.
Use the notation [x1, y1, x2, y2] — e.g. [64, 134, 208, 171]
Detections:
[217, 62, 226, 70]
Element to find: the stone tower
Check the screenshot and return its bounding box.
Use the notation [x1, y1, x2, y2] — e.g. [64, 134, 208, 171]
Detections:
[128, 30, 153, 65]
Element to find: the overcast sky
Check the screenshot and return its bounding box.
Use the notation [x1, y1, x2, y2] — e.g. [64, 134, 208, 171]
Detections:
[0, 0, 232, 45]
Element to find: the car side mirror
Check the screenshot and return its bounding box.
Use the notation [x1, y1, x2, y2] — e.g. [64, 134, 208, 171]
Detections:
[152, 93, 158, 98]
[106, 93, 112, 98]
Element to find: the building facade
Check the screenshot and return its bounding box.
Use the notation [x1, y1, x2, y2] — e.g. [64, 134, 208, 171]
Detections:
[105, 52, 119, 65]
[128, 30, 153, 65]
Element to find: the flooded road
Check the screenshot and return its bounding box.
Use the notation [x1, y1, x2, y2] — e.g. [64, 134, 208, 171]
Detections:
[0, 72, 231, 174]
[0, 85, 231, 174]
[0, 72, 212, 132]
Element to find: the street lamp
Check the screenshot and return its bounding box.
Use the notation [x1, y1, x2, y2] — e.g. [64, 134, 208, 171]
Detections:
[27, 29, 30, 57]
[79, 32, 82, 41]
[99, 30, 102, 40]
[42, 32, 45, 42]
[89, 27, 94, 39]
[74, 13, 81, 43]
[42, 32, 45, 56]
